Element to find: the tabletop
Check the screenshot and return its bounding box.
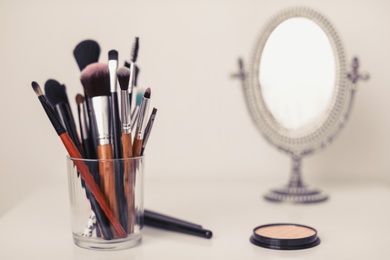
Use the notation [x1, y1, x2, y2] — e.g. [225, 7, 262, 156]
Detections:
[0, 178, 389, 259]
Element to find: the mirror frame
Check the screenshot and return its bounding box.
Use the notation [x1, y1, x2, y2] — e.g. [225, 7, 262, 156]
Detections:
[245, 7, 349, 157]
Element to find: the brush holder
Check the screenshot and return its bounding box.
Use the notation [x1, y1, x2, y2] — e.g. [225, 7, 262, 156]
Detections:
[66, 156, 144, 250]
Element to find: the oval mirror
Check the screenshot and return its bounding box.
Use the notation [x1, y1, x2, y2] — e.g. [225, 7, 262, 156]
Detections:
[239, 7, 368, 203]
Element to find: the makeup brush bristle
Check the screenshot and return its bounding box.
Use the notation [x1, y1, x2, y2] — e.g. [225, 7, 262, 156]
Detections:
[31, 81, 43, 96]
[80, 62, 110, 98]
[136, 91, 144, 106]
[75, 93, 85, 105]
[73, 39, 101, 71]
[130, 37, 139, 63]
[108, 50, 118, 60]
[116, 67, 131, 91]
[144, 87, 151, 99]
[134, 65, 140, 87]
[44, 79, 69, 106]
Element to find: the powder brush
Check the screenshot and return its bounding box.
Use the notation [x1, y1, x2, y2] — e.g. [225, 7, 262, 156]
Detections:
[80, 63, 121, 234]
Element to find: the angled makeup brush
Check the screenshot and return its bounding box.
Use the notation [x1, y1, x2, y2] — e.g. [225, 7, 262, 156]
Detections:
[44, 79, 82, 154]
[116, 66, 134, 233]
[31, 81, 125, 239]
[80, 63, 120, 234]
[133, 88, 151, 157]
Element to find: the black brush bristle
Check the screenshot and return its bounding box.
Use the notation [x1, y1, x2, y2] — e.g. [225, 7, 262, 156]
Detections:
[144, 87, 151, 99]
[134, 65, 140, 87]
[130, 37, 139, 62]
[124, 61, 130, 68]
[31, 81, 43, 96]
[44, 79, 69, 106]
[108, 50, 118, 60]
[73, 40, 101, 71]
[75, 93, 84, 105]
[116, 67, 130, 91]
[80, 62, 110, 98]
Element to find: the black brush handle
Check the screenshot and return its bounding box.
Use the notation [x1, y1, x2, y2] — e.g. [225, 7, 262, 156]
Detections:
[144, 211, 212, 239]
[110, 92, 122, 158]
[145, 210, 202, 229]
[110, 92, 127, 230]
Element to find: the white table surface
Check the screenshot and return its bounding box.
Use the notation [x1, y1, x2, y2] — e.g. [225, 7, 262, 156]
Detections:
[0, 179, 389, 259]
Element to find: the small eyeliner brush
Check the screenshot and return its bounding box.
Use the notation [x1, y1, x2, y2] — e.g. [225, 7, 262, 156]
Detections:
[133, 88, 150, 157]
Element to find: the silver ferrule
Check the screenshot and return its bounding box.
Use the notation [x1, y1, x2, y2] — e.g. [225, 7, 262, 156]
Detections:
[121, 89, 132, 134]
[128, 62, 136, 92]
[91, 96, 112, 145]
[108, 60, 118, 93]
[79, 102, 89, 140]
[135, 98, 150, 139]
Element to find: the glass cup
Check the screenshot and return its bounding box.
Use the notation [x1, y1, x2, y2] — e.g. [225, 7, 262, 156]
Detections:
[66, 156, 144, 250]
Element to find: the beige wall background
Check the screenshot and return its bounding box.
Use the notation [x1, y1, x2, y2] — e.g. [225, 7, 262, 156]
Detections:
[1, 0, 389, 214]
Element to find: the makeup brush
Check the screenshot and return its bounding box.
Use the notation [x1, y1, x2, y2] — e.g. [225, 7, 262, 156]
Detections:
[73, 39, 101, 159]
[116, 66, 134, 233]
[31, 81, 125, 238]
[75, 93, 108, 238]
[44, 79, 82, 154]
[73, 40, 101, 71]
[116, 67, 133, 157]
[133, 88, 151, 157]
[108, 50, 127, 230]
[144, 210, 213, 239]
[108, 50, 122, 159]
[80, 63, 120, 233]
[141, 107, 157, 156]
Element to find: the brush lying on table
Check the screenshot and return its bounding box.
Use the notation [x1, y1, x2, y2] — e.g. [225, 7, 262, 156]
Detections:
[30, 37, 213, 240]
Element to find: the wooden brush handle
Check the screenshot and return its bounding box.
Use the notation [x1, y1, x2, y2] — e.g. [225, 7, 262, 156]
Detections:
[60, 133, 126, 238]
[122, 133, 135, 233]
[132, 138, 143, 157]
[97, 144, 120, 234]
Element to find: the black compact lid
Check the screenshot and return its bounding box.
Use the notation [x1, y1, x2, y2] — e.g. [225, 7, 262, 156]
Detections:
[250, 223, 320, 250]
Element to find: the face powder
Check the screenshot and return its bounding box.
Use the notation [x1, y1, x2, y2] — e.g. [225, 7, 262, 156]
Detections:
[250, 223, 320, 250]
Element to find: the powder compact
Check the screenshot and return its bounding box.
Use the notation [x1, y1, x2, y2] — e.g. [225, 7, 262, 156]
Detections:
[250, 223, 320, 250]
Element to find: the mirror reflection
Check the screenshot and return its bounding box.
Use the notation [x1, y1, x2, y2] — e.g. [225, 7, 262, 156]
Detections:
[260, 17, 335, 130]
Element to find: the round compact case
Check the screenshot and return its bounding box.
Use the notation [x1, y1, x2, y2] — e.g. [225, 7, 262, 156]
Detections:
[250, 223, 320, 250]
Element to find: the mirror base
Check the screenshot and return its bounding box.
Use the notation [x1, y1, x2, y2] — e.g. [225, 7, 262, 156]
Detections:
[264, 186, 328, 203]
